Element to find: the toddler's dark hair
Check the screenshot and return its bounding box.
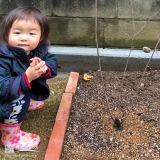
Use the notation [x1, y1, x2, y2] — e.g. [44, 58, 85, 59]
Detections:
[0, 6, 50, 47]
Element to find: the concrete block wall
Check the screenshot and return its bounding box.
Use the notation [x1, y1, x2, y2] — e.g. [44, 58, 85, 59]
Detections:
[0, 0, 159, 48]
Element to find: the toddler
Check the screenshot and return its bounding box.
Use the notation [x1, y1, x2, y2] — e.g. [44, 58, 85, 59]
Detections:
[0, 6, 57, 151]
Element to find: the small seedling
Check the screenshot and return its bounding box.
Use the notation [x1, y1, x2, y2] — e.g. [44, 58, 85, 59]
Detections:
[147, 65, 151, 71]
[113, 117, 123, 131]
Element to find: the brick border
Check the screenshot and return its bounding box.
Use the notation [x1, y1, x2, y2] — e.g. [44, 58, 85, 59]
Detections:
[44, 72, 79, 160]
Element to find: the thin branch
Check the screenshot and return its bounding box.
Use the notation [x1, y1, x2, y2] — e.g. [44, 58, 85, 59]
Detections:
[137, 38, 160, 93]
[95, 0, 101, 72]
[131, 0, 135, 32]
[134, 8, 160, 37]
[95, 0, 115, 122]
[123, 3, 160, 79]
[121, 2, 160, 123]
[120, 24, 132, 39]
[123, 38, 134, 78]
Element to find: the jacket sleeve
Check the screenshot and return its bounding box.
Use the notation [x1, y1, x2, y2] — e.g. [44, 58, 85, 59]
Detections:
[41, 52, 57, 79]
[0, 59, 30, 101]
[28, 52, 57, 101]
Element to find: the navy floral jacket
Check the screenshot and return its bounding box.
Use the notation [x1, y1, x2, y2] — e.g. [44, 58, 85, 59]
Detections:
[0, 44, 57, 120]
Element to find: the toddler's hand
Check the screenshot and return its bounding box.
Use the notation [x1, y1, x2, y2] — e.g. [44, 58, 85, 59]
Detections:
[34, 61, 48, 74]
[30, 57, 41, 67]
[30, 57, 47, 73]
[25, 66, 42, 82]
[26, 57, 48, 82]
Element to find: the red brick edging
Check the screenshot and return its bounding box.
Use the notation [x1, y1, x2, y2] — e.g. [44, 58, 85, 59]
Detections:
[44, 72, 79, 160]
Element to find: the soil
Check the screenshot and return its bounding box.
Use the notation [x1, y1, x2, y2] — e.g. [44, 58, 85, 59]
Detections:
[61, 70, 160, 160]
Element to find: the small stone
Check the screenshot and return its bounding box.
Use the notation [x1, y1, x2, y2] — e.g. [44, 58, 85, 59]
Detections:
[51, 91, 54, 94]
[140, 83, 144, 87]
[143, 46, 151, 53]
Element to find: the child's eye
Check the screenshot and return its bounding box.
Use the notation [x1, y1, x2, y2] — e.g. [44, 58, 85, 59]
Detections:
[14, 32, 20, 35]
[30, 33, 36, 35]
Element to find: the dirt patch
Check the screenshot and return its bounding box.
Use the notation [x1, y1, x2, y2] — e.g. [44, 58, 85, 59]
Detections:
[61, 70, 160, 160]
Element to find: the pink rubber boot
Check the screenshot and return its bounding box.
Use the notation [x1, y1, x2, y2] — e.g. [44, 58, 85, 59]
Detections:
[0, 122, 40, 151]
[28, 99, 44, 111]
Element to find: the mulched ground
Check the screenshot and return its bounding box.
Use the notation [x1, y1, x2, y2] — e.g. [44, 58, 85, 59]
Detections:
[61, 70, 160, 160]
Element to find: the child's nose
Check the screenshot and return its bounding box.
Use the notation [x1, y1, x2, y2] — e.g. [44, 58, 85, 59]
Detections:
[20, 34, 28, 40]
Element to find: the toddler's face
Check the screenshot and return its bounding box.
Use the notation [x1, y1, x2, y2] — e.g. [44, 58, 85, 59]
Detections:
[8, 19, 41, 54]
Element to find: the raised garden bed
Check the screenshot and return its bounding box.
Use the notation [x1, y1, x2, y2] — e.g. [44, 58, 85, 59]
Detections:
[61, 70, 160, 159]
